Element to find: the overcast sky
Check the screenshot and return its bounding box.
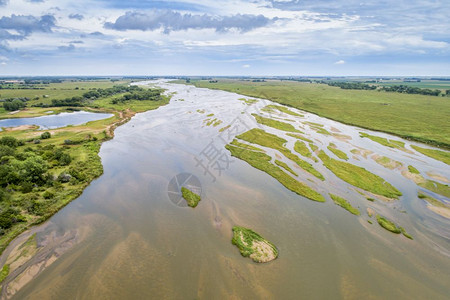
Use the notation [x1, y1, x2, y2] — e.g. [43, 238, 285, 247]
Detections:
[0, 0, 449, 76]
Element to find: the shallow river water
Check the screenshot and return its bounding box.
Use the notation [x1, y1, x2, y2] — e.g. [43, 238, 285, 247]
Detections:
[1, 80, 449, 299]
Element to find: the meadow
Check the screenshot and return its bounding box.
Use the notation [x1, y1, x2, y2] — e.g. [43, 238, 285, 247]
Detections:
[184, 79, 450, 148]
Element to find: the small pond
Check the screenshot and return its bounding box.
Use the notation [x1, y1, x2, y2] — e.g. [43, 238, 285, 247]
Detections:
[0, 111, 114, 130]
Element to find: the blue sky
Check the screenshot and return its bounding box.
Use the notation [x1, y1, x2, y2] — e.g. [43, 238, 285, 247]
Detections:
[0, 0, 449, 76]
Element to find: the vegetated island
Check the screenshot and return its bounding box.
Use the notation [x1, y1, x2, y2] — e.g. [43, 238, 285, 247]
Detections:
[376, 215, 413, 239]
[0, 79, 169, 254]
[231, 226, 278, 263]
[181, 187, 201, 208]
[225, 138, 326, 202]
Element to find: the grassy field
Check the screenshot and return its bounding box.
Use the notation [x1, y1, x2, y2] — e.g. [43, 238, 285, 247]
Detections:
[182, 79, 450, 148]
[0, 80, 133, 117]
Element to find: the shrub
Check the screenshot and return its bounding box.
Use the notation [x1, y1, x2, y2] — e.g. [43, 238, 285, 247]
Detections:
[40, 132, 51, 139]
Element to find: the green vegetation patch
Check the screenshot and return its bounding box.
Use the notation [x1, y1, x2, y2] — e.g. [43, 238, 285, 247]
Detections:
[252, 114, 300, 133]
[181, 187, 201, 208]
[231, 226, 278, 263]
[318, 151, 402, 199]
[286, 133, 313, 143]
[408, 165, 420, 174]
[374, 156, 403, 170]
[275, 160, 298, 176]
[238, 98, 258, 105]
[376, 215, 401, 234]
[294, 140, 318, 162]
[411, 145, 450, 165]
[237, 129, 324, 180]
[219, 125, 231, 132]
[327, 143, 348, 160]
[376, 215, 413, 239]
[204, 118, 223, 127]
[230, 139, 264, 152]
[360, 132, 405, 149]
[226, 144, 325, 202]
[262, 105, 303, 117]
[418, 192, 448, 208]
[418, 180, 450, 198]
[330, 194, 360, 215]
[0, 264, 10, 284]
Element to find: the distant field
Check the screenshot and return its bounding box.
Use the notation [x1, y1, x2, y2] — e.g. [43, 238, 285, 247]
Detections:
[0, 80, 132, 117]
[374, 80, 450, 90]
[183, 79, 450, 148]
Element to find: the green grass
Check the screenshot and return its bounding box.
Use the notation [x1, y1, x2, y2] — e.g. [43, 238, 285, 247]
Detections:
[252, 114, 300, 132]
[238, 98, 258, 105]
[418, 180, 450, 198]
[219, 125, 231, 132]
[375, 156, 402, 170]
[181, 187, 201, 208]
[231, 226, 278, 263]
[237, 129, 324, 180]
[294, 140, 318, 162]
[226, 144, 325, 202]
[376, 215, 401, 234]
[408, 165, 420, 174]
[376, 215, 413, 239]
[330, 194, 360, 215]
[286, 133, 313, 143]
[230, 139, 264, 152]
[318, 151, 402, 199]
[360, 132, 405, 149]
[261, 104, 303, 117]
[0, 264, 10, 284]
[309, 143, 318, 152]
[411, 145, 450, 165]
[187, 79, 450, 148]
[275, 160, 298, 176]
[327, 143, 348, 160]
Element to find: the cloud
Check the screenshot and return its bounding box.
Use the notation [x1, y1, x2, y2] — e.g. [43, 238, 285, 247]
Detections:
[242, 64, 250, 68]
[69, 14, 84, 20]
[104, 10, 276, 33]
[26, 0, 46, 2]
[0, 0, 7, 6]
[0, 14, 56, 35]
[334, 60, 345, 64]
[58, 44, 75, 51]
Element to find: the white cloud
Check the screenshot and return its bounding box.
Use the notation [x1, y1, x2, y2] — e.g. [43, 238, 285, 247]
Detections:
[242, 64, 250, 68]
[334, 60, 345, 64]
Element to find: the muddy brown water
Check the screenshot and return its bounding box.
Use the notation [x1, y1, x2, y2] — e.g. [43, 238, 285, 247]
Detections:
[1, 80, 449, 299]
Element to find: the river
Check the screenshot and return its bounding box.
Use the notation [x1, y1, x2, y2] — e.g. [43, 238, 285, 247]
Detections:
[1, 80, 449, 299]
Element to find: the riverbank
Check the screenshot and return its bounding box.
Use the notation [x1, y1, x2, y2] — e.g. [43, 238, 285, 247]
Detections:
[0, 95, 169, 255]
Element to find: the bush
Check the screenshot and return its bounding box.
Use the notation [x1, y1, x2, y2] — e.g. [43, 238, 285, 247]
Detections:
[0, 136, 21, 148]
[42, 190, 54, 199]
[58, 153, 72, 166]
[40, 132, 51, 139]
[21, 181, 34, 193]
